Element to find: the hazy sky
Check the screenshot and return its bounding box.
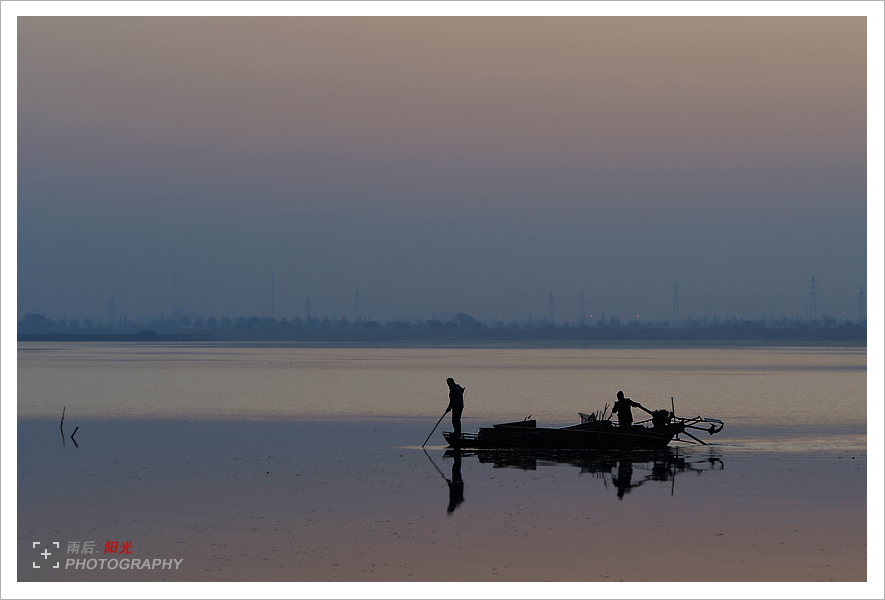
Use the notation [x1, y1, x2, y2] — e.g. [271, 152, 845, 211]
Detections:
[12, 12, 874, 323]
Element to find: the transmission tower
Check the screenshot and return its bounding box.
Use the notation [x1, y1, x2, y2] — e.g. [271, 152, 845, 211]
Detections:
[857, 285, 866, 322]
[548, 292, 555, 325]
[355, 290, 361, 322]
[270, 272, 275, 318]
[578, 289, 587, 326]
[808, 276, 818, 321]
[106, 294, 116, 328]
[671, 283, 680, 326]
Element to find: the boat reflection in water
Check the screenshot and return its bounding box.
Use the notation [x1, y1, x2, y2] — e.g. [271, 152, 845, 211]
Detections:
[441, 448, 723, 502]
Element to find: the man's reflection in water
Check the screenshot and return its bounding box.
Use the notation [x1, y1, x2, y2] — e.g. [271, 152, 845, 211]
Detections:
[447, 451, 465, 514]
[613, 459, 635, 500]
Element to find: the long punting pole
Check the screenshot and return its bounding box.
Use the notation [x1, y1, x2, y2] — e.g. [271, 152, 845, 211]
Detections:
[422, 411, 448, 448]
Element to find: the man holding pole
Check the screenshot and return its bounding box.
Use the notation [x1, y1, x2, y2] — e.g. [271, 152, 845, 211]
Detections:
[421, 377, 467, 448]
[445, 377, 465, 438]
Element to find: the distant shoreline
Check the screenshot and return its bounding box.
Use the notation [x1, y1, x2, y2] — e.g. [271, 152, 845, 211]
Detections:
[17, 326, 866, 346]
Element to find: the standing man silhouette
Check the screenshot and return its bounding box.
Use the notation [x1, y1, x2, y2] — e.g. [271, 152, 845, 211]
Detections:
[611, 390, 642, 428]
[445, 377, 465, 439]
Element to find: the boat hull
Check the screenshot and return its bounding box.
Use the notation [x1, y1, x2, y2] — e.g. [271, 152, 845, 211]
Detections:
[443, 420, 681, 450]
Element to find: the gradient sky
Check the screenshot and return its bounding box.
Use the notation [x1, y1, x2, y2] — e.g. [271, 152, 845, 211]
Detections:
[13, 13, 872, 323]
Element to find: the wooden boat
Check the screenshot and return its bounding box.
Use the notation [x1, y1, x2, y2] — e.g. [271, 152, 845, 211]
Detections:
[442, 408, 723, 450]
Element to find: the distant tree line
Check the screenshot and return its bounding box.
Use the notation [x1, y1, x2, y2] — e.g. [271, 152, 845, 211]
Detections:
[18, 311, 866, 343]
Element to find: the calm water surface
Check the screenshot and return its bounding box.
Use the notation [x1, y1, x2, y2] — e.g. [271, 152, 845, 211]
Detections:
[16, 343, 869, 586]
[17, 343, 867, 452]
